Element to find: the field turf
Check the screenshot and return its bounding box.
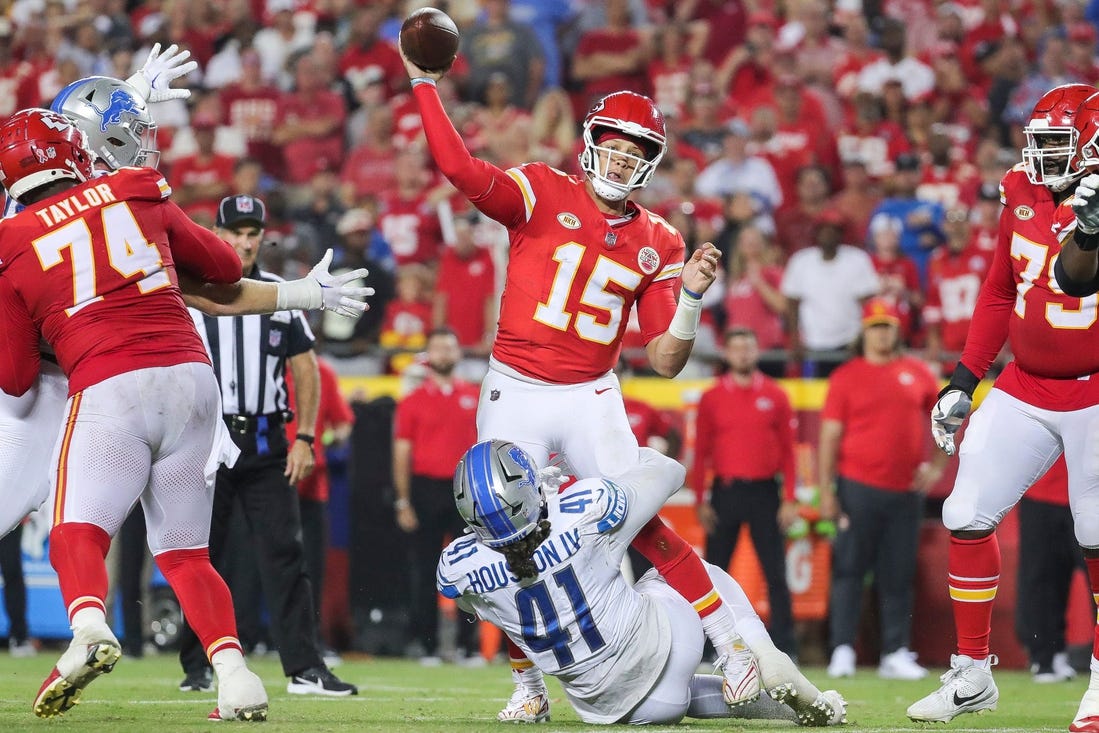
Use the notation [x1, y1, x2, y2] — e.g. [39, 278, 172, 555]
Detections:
[0, 651, 1085, 731]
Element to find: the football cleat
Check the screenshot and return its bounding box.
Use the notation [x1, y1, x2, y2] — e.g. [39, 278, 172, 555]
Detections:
[33, 637, 122, 718]
[770, 683, 847, 726]
[213, 666, 268, 722]
[717, 646, 762, 707]
[827, 644, 856, 678]
[497, 684, 550, 723]
[1070, 688, 1099, 731]
[906, 654, 998, 723]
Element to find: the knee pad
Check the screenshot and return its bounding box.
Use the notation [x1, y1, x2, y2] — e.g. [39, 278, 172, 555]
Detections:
[1073, 495, 1099, 549]
[942, 485, 997, 533]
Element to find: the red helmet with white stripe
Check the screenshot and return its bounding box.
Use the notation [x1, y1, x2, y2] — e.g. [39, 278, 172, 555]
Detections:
[1073, 91, 1099, 173]
[0, 108, 95, 203]
[579, 91, 667, 202]
[1022, 83, 1094, 191]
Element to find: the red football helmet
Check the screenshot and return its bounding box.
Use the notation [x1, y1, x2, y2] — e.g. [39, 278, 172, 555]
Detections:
[579, 91, 667, 202]
[1022, 83, 1094, 191]
[0, 108, 95, 203]
[1073, 91, 1099, 173]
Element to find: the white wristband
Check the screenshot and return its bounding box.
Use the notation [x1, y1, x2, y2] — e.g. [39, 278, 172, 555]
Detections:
[668, 290, 703, 341]
[275, 277, 322, 311]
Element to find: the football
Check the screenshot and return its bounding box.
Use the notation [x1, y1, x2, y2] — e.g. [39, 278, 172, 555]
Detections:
[400, 8, 460, 73]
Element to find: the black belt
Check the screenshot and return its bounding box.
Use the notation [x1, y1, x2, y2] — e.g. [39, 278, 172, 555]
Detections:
[224, 411, 293, 434]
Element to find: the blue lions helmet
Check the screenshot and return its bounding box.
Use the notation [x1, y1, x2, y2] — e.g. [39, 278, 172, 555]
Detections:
[453, 440, 544, 548]
[51, 76, 159, 170]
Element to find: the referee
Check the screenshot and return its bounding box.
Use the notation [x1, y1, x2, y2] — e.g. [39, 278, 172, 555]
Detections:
[178, 194, 356, 696]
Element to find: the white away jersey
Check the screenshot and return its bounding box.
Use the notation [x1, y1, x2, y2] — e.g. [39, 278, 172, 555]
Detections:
[437, 449, 685, 723]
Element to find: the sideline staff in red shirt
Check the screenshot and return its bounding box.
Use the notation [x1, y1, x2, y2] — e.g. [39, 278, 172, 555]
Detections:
[392, 327, 479, 663]
[818, 299, 945, 680]
[693, 328, 799, 655]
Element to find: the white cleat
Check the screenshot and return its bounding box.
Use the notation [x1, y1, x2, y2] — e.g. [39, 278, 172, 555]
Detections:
[770, 683, 847, 727]
[33, 630, 122, 718]
[1054, 652, 1078, 681]
[906, 654, 998, 723]
[211, 666, 268, 722]
[1069, 688, 1099, 732]
[497, 684, 550, 723]
[879, 647, 928, 680]
[717, 647, 762, 707]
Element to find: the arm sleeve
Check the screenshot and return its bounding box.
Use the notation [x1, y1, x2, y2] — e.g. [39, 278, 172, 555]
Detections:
[1053, 248, 1099, 297]
[958, 207, 1015, 380]
[820, 374, 847, 423]
[412, 83, 526, 229]
[162, 201, 242, 284]
[0, 278, 41, 397]
[776, 387, 798, 502]
[636, 276, 679, 344]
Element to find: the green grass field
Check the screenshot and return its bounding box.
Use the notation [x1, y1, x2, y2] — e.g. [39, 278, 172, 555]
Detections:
[0, 651, 1085, 731]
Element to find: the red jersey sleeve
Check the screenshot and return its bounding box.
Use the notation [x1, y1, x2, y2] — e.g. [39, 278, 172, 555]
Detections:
[412, 82, 526, 229]
[691, 388, 716, 502]
[0, 276, 40, 396]
[636, 233, 687, 344]
[162, 201, 242, 284]
[773, 384, 798, 502]
[959, 205, 1014, 380]
[821, 368, 850, 423]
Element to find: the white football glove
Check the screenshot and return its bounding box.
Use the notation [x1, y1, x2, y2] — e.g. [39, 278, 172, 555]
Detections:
[930, 389, 972, 457]
[126, 43, 199, 103]
[310, 248, 375, 318]
[537, 465, 568, 493]
[1071, 173, 1099, 234]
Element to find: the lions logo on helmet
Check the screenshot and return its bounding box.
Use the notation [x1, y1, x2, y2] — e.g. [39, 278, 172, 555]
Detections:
[89, 88, 143, 133]
[453, 440, 544, 548]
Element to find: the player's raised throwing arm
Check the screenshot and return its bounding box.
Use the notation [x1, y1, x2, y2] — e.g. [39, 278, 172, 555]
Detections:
[400, 50, 526, 229]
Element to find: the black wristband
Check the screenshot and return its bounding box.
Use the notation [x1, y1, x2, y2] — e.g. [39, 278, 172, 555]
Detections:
[942, 362, 979, 399]
[1074, 228, 1099, 252]
[295, 433, 315, 446]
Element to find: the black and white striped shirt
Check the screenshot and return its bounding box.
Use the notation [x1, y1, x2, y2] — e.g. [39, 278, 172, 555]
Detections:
[189, 270, 315, 416]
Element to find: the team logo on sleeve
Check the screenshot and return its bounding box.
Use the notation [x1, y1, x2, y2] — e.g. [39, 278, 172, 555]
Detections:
[1014, 205, 1034, 220]
[637, 246, 660, 275]
[556, 212, 581, 229]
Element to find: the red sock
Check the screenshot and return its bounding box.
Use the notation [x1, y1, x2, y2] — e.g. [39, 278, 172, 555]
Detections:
[1084, 556, 1099, 661]
[155, 548, 242, 660]
[49, 522, 111, 621]
[949, 533, 1000, 660]
[632, 516, 724, 619]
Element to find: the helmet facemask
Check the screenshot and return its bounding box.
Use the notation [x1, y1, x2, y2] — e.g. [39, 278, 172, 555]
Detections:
[1023, 123, 1081, 191]
[580, 121, 665, 202]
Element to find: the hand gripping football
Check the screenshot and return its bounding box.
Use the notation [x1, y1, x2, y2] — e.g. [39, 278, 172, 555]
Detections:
[400, 8, 460, 73]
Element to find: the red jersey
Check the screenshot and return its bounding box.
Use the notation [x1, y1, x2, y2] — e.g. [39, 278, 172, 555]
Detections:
[380, 299, 433, 350]
[171, 152, 237, 220]
[960, 166, 1099, 410]
[723, 267, 786, 350]
[692, 372, 797, 502]
[339, 40, 406, 100]
[822, 355, 940, 491]
[436, 246, 496, 347]
[0, 168, 241, 396]
[393, 378, 479, 479]
[340, 143, 398, 201]
[918, 161, 980, 208]
[413, 83, 685, 384]
[285, 358, 355, 501]
[219, 84, 282, 174]
[276, 90, 347, 184]
[924, 244, 992, 352]
[377, 192, 443, 267]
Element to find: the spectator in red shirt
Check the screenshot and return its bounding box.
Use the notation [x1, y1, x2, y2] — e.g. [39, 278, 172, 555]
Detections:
[723, 226, 787, 361]
[170, 114, 236, 222]
[818, 299, 946, 680]
[338, 5, 406, 100]
[341, 103, 398, 202]
[380, 264, 434, 361]
[693, 328, 799, 655]
[376, 148, 446, 267]
[867, 213, 923, 344]
[272, 53, 347, 185]
[284, 356, 354, 645]
[219, 47, 284, 177]
[1015, 457, 1083, 683]
[433, 213, 497, 355]
[392, 328, 480, 664]
[572, 0, 651, 109]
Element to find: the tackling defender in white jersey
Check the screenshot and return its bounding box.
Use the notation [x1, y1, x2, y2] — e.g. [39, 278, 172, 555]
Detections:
[0, 49, 373, 538]
[438, 441, 846, 726]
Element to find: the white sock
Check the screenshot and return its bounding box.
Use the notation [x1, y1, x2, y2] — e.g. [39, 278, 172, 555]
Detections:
[211, 647, 246, 679]
[70, 607, 110, 641]
[511, 661, 546, 691]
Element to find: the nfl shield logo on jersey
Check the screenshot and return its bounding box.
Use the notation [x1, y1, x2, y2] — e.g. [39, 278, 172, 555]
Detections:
[269, 329, 282, 348]
[490, 389, 500, 401]
[605, 231, 618, 248]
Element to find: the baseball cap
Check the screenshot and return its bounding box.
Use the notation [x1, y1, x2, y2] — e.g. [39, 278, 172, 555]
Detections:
[862, 298, 901, 327]
[216, 194, 267, 229]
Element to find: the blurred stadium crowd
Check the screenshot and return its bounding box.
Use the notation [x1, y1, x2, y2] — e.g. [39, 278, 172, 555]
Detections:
[5, 0, 1091, 376]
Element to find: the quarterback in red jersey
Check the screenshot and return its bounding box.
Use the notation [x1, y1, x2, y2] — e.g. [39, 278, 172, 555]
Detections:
[908, 84, 1099, 732]
[0, 109, 268, 722]
[399, 48, 841, 727]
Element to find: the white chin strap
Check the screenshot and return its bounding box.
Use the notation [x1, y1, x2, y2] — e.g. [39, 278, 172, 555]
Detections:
[590, 176, 630, 201]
